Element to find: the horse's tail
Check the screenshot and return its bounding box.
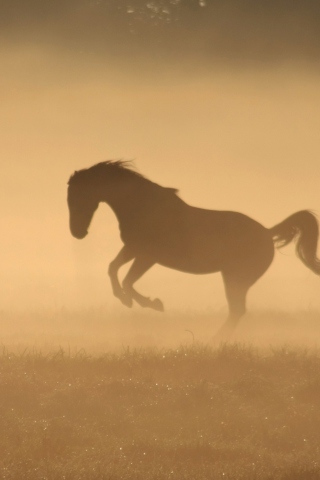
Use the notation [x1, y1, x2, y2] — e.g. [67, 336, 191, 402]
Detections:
[269, 210, 320, 275]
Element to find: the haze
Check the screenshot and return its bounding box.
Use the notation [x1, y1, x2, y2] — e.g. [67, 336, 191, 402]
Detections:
[1, 0, 320, 314]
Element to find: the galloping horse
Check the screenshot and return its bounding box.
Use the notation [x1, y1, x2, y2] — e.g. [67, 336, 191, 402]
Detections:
[67, 161, 320, 336]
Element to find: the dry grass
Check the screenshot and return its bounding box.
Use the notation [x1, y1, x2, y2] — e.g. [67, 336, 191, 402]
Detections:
[1, 325, 320, 479]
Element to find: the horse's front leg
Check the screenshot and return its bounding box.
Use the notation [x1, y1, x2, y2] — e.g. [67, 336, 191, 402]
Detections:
[108, 246, 135, 307]
[122, 256, 164, 312]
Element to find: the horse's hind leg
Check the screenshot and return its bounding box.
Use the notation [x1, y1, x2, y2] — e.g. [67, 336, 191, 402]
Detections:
[122, 256, 164, 312]
[214, 273, 249, 341]
[215, 236, 274, 341]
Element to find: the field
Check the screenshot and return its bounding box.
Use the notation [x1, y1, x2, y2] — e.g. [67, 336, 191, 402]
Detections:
[1, 309, 320, 479]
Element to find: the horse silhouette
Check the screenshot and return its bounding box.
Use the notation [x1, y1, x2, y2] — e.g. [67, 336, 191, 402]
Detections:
[67, 161, 320, 337]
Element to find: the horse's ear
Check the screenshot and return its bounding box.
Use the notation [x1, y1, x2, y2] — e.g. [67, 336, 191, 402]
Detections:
[68, 170, 78, 184]
[166, 187, 179, 194]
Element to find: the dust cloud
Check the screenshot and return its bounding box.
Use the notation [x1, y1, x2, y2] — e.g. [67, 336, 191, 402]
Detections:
[1, 0, 320, 328]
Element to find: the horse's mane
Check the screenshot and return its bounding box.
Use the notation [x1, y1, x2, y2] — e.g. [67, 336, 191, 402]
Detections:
[68, 160, 139, 183]
[68, 160, 179, 196]
[94, 160, 145, 180]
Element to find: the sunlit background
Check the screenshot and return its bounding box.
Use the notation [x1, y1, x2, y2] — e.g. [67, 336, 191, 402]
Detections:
[1, 0, 320, 313]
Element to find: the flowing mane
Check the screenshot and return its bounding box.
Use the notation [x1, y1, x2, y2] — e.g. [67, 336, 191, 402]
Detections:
[68, 160, 179, 194]
[89, 160, 146, 180]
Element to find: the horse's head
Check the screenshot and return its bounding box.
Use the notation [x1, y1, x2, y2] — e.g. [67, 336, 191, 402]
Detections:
[68, 161, 146, 238]
[67, 170, 99, 239]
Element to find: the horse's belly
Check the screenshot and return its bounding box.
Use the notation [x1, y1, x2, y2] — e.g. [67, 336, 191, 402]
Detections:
[154, 245, 223, 274]
[158, 259, 221, 275]
[149, 225, 272, 276]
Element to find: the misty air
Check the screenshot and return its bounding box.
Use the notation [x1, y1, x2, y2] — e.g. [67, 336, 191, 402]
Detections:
[1, 1, 320, 478]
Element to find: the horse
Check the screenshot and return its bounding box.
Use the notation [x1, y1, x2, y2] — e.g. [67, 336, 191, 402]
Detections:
[67, 160, 320, 337]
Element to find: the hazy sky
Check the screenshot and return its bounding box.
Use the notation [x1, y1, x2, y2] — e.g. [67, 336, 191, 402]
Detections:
[1, 0, 320, 311]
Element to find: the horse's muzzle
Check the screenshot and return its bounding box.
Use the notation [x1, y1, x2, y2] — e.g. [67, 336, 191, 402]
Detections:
[70, 228, 88, 239]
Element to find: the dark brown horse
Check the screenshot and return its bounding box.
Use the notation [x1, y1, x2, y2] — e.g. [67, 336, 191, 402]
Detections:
[67, 161, 320, 337]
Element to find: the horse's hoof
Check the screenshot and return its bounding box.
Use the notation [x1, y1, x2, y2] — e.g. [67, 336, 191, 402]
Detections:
[152, 298, 164, 312]
[212, 325, 234, 344]
[121, 295, 133, 308]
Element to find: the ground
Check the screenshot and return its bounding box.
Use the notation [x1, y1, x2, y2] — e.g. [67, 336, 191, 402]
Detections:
[1, 309, 320, 479]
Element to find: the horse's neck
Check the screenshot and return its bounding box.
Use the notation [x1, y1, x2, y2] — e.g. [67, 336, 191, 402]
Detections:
[101, 178, 144, 224]
[100, 176, 182, 227]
